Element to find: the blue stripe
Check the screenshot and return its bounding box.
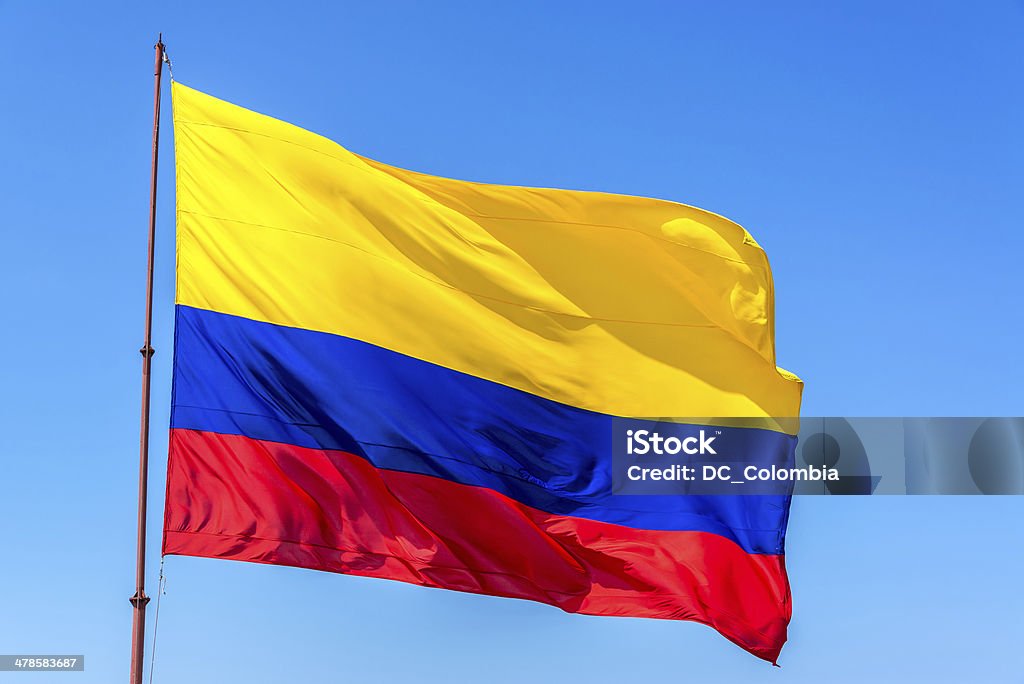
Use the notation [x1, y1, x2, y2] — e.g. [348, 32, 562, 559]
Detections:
[171, 305, 795, 554]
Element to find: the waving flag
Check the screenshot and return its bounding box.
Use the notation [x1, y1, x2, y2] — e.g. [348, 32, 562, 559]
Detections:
[163, 83, 803, 662]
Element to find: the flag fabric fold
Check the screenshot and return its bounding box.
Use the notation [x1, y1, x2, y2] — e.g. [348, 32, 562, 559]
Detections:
[163, 82, 803, 662]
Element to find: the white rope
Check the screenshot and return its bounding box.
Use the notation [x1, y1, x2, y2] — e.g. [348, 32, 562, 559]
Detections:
[162, 50, 174, 81]
[147, 558, 167, 684]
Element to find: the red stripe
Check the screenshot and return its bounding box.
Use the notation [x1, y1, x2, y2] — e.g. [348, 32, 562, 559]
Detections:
[163, 429, 791, 662]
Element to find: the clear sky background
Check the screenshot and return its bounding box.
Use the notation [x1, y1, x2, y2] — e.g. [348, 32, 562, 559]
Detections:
[1, 1, 1022, 682]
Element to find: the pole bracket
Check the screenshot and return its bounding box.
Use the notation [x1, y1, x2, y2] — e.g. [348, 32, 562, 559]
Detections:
[140, 345, 155, 358]
[129, 591, 151, 608]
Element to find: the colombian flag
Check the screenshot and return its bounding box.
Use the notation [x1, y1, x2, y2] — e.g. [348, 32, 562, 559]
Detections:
[162, 83, 803, 662]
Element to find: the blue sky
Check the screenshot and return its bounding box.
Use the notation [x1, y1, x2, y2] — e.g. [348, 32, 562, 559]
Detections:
[1, 1, 1022, 682]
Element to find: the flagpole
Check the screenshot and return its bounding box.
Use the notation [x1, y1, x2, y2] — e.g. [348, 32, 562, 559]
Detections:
[130, 33, 164, 684]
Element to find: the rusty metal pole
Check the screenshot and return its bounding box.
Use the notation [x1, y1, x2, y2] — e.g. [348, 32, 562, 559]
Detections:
[130, 34, 164, 684]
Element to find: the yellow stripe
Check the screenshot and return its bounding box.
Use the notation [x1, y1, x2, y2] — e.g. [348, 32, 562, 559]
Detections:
[172, 82, 802, 424]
